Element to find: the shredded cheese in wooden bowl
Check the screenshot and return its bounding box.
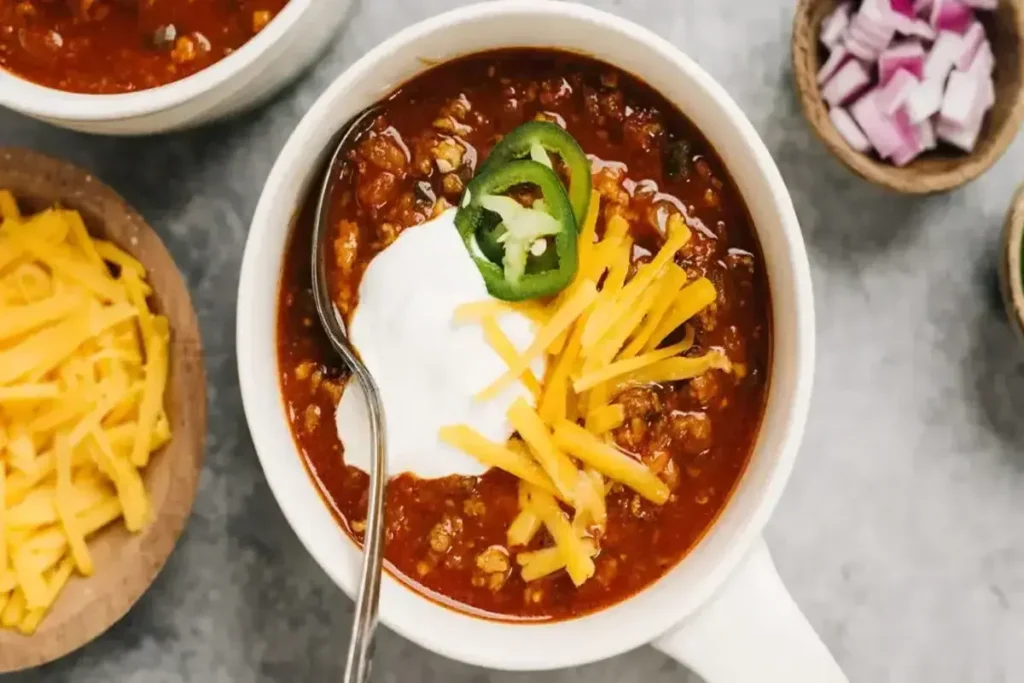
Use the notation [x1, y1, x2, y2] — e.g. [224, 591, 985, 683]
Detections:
[0, 193, 171, 634]
[0, 149, 205, 674]
[440, 191, 731, 587]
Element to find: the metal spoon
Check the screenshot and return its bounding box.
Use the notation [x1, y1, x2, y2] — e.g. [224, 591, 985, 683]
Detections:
[311, 106, 386, 683]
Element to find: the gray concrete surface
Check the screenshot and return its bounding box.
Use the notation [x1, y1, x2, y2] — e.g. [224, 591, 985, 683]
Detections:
[1, 1, 1022, 681]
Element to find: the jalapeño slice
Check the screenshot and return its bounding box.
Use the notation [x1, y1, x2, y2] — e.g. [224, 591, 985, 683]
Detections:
[455, 159, 578, 302]
[479, 120, 591, 224]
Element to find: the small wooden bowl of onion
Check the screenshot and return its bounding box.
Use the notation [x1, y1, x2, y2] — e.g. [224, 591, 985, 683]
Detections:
[793, 0, 1024, 194]
[1000, 182, 1024, 343]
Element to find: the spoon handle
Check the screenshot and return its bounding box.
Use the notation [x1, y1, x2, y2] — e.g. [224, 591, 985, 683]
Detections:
[343, 367, 387, 683]
[309, 104, 388, 683]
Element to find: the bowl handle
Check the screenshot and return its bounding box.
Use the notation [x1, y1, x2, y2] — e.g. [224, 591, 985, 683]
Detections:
[652, 537, 847, 682]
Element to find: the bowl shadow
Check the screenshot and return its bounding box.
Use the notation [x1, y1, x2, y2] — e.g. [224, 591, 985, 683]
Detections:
[766, 64, 939, 271]
[961, 242, 1024, 470]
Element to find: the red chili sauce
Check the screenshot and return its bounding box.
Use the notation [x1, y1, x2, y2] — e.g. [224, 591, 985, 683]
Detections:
[276, 50, 772, 621]
[0, 0, 289, 94]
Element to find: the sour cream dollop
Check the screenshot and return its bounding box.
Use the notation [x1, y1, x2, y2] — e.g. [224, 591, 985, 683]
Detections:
[336, 209, 543, 479]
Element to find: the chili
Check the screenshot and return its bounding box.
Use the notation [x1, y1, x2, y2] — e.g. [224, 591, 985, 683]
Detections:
[0, 0, 290, 94]
[276, 49, 771, 622]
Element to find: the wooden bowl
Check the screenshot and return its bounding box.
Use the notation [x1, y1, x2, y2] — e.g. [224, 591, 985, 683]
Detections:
[793, 0, 1024, 194]
[0, 148, 207, 672]
[1000, 182, 1024, 342]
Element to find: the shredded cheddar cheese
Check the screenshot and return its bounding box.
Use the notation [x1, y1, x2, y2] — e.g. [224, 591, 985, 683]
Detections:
[618, 263, 690, 359]
[580, 214, 691, 350]
[452, 299, 549, 325]
[645, 277, 717, 352]
[552, 420, 670, 504]
[506, 398, 579, 502]
[506, 481, 542, 547]
[583, 403, 625, 434]
[518, 538, 597, 582]
[437, 426, 562, 499]
[479, 317, 542, 398]
[475, 281, 597, 401]
[526, 487, 595, 586]
[442, 193, 727, 588]
[573, 334, 695, 393]
[0, 197, 171, 635]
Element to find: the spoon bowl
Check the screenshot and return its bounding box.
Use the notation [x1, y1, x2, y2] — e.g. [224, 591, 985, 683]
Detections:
[310, 107, 388, 683]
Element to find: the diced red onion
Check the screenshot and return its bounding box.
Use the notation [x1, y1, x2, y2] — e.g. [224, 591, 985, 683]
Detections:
[829, 106, 873, 153]
[859, 0, 898, 25]
[822, 24, 847, 52]
[936, 114, 984, 151]
[823, 60, 873, 106]
[850, 18, 896, 51]
[937, 71, 990, 153]
[967, 39, 994, 74]
[905, 78, 945, 122]
[982, 72, 995, 108]
[821, 2, 854, 49]
[820, 0, 998, 163]
[846, 32, 884, 60]
[892, 0, 916, 16]
[854, 0, 899, 53]
[855, 10, 899, 41]
[955, 21, 986, 69]
[818, 45, 853, 84]
[924, 30, 963, 79]
[848, 25, 888, 51]
[897, 18, 937, 41]
[889, 108, 929, 165]
[877, 68, 921, 112]
[940, 68, 988, 127]
[892, 106, 924, 155]
[891, 144, 921, 165]
[851, 90, 907, 157]
[930, 0, 974, 34]
[918, 117, 937, 149]
[879, 41, 926, 83]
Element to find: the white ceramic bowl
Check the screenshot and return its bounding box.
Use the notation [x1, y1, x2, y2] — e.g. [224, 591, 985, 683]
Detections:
[0, 0, 350, 135]
[238, 2, 844, 680]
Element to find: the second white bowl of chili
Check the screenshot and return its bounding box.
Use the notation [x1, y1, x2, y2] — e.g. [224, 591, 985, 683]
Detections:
[237, 2, 844, 680]
[0, 0, 350, 135]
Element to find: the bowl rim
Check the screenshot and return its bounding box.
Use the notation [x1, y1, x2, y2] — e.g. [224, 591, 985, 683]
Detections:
[791, 0, 1024, 194]
[0, 0, 312, 122]
[1000, 183, 1024, 341]
[237, 0, 815, 671]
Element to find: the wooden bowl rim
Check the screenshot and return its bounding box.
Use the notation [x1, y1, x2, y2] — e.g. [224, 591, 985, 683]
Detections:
[0, 148, 207, 673]
[792, 0, 1024, 194]
[1000, 183, 1024, 342]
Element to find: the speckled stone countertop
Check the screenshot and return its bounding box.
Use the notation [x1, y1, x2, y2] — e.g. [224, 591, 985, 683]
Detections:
[2, 1, 1023, 681]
